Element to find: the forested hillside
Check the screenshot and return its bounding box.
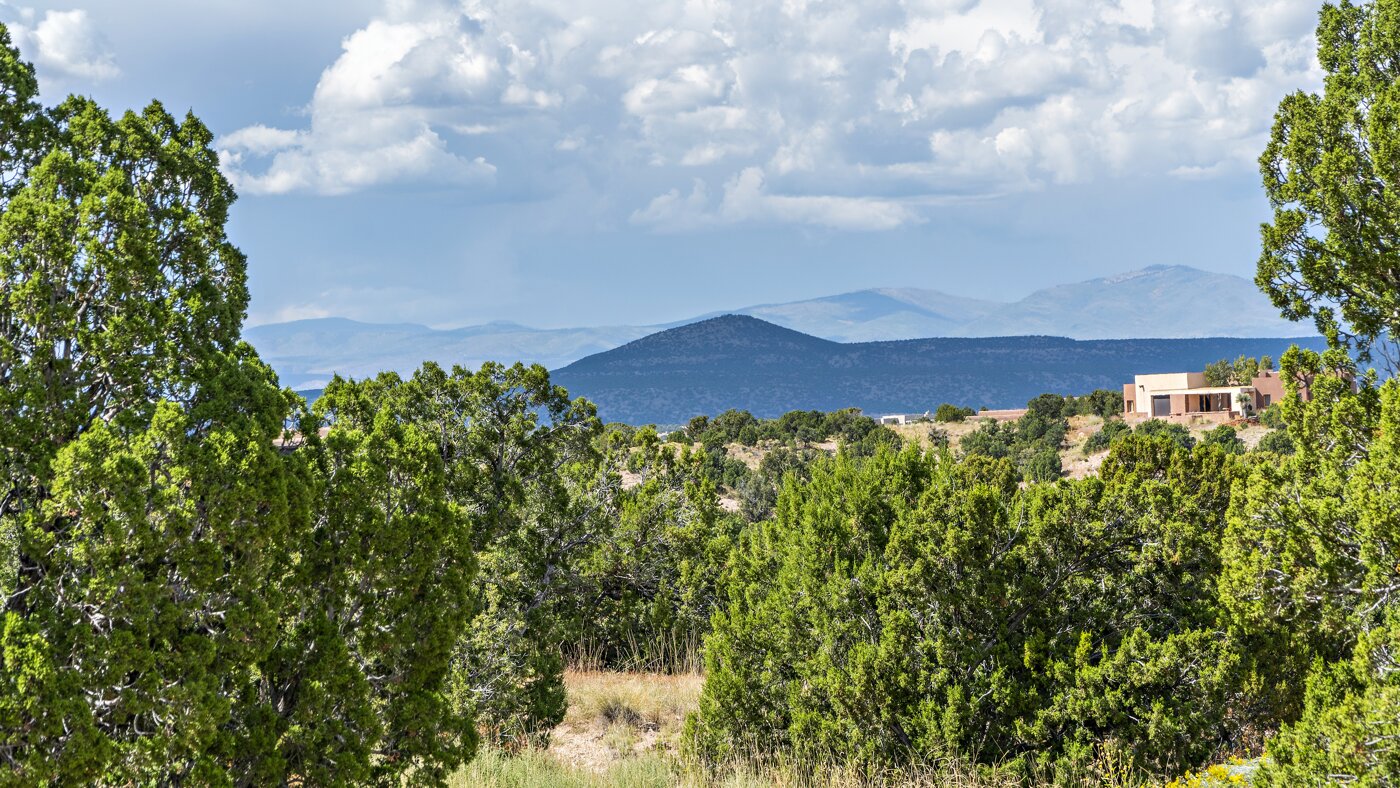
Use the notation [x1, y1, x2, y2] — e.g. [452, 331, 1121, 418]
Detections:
[3, 3, 1400, 787]
[553, 314, 1329, 424]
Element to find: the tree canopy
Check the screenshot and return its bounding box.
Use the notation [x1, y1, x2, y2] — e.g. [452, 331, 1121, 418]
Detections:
[1258, 0, 1400, 360]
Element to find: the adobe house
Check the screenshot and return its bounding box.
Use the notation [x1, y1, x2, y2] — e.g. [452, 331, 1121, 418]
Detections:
[1121, 367, 1311, 423]
[1249, 368, 1293, 409]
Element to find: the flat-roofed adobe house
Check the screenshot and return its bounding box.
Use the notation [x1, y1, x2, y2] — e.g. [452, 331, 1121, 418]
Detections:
[1121, 368, 1310, 424]
[1249, 367, 1294, 410]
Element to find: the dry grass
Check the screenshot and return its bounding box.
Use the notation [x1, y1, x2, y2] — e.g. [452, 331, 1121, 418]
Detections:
[562, 669, 703, 736]
[887, 419, 984, 451]
[1063, 415, 1110, 480]
[546, 669, 704, 773]
[454, 745, 1145, 788]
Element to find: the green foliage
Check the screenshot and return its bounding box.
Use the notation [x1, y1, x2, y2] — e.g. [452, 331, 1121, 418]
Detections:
[1253, 429, 1295, 456]
[1133, 419, 1196, 450]
[0, 30, 604, 780]
[349, 362, 601, 750]
[735, 445, 821, 523]
[1026, 392, 1067, 420]
[1256, 617, 1400, 786]
[1204, 359, 1233, 387]
[1258, 0, 1400, 357]
[926, 426, 951, 449]
[960, 405, 1069, 482]
[0, 359, 304, 784]
[1083, 419, 1132, 454]
[1199, 425, 1245, 455]
[0, 30, 310, 783]
[697, 444, 754, 490]
[935, 403, 976, 422]
[1063, 389, 1125, 419]
[1221, 351, 1398, 783]
[1204, 356, 1268, 386]
[257, 371, 481, 784]
[572, 437, 738, 673]
[1258, 403, 1286, 429]
[691, 438, 1241, 778]
[677, 407, 898, 456]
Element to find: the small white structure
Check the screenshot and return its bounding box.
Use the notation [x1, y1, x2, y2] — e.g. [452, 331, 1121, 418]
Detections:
[877, 412, 933, 425]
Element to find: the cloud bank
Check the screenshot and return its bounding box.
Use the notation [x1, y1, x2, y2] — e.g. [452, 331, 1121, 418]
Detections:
[218, 0, 1324, 231]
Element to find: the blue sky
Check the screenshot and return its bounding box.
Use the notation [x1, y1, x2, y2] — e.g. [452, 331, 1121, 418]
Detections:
[3, 0, 1323, 328]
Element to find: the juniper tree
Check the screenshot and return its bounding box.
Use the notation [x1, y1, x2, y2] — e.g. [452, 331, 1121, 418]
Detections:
[0, 24, 297, 782]
[1258, 0, 1400, 361]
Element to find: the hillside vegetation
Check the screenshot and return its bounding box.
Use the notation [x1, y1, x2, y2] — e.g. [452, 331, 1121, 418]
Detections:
[551, 315, 1328, 425]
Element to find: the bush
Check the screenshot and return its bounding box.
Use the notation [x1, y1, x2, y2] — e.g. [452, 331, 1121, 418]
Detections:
[960, 410, 1068, 483]
[1019, 445, 1062, 482]
[1026, 393, 1067, 420]
[1083, 419, 1131, 454]
[1256, 618, 1400, 786]
[934, 403, 975, 422]
[691, 439, 1238, 778]
[1065, 389, 1126, 419]
[1134, 419, 1195, 450]
[1199, 425, 1245, 455]
[1254, 429, 1295, 455]
[926, 426, 950, 449]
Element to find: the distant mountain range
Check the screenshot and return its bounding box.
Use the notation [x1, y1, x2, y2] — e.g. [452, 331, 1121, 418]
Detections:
[247, 265, 1314, 390]
[245, 318, 654, 391]
[721, 265, 1307, 342]
[551, 315, 1331, 425]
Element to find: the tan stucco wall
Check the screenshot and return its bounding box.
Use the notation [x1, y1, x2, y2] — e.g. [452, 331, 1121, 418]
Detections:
[1136, 372, 1206, 391]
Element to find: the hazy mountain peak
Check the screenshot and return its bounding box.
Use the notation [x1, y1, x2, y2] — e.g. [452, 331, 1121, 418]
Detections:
[246, 265, 1315, 390]
[552, 315, 1330, 424]
[620, 314, 839, 354]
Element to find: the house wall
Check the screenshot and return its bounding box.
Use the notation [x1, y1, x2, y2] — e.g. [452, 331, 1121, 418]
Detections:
[1137, 372, 1206, 391]
[1170, 393, 1188, 415]
[1252, 371, 1283, 408]
[1129, 372, 1208, 414]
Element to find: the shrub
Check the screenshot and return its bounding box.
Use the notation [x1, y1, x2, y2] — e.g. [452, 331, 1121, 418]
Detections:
[1253, 429, 1294, 455]
[960, 410, 1069, 483]
[926, 426, 950, 449]
[1134, 419, 1195, 450]
[934, 403, 975, 422]
[1199, 425, 1245, 455]
[1019, 445, 1062, 482]
[1065, 389, 1126, 419]
[691, 438, 1237, 779]
[1083, 419, 1131, 454]
[1026, 393, 1067, 420]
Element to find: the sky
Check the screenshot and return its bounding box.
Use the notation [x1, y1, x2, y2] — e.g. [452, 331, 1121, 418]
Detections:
[1, 0, 1326, 329]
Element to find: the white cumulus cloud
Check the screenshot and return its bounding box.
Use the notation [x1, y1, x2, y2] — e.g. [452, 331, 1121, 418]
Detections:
[5, 7, 118, 82]
[220, 0, 1326, 226]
